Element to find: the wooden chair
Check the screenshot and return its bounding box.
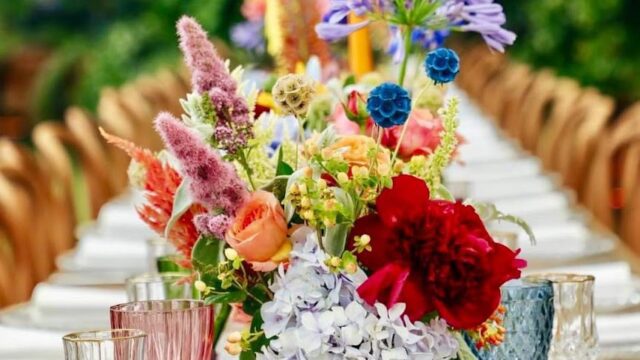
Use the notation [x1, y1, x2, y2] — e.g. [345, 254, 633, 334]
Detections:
[583, 103, 640, 227]
[0, 224, 13, 307]
[117, 84, 163, 151]
[0, 140, 56, 282]
[554, 89, 615, 194]
[516, 70, 557, 151]
[65, 107, 116, 209]
[479, 63, 531, 121]
[0, 169, 36, 302]
[465, 52, 506, 101]
[536, 79, 582, 164]
[620, 141, 640, 254]
[499, 69, 536, 134]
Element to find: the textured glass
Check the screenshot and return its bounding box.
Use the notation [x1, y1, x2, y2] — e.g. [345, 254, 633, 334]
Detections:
[126, 272, 199, 301]
[110, 300, 214, 360]
[527, 274, 599, 360]
[146, 237, 177, 272]
[469, 279, 554, 360]
[63, 329, 146, 360]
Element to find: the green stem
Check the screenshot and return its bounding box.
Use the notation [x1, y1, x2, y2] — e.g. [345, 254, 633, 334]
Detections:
[238, 150, 257, 191]
[295, 116, 306, 169]
[213, 303, 231, 348]
[397, 25, 413, 86]
[391, 119, 410, 164]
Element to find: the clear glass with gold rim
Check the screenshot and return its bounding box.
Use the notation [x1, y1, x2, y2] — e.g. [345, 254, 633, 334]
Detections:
[63, 329, 146, 360]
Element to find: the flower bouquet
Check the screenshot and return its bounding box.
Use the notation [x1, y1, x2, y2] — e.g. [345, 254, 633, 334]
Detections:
[102, 1, 535, 359]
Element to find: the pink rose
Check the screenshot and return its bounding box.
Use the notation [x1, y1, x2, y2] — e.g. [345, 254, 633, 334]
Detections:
[368, 109, 464, 160]
[330, 104, 361, 135]
[226, 191, 290, 263]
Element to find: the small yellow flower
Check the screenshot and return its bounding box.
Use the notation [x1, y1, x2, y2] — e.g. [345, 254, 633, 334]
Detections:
[337, 172, 349, 183]
[359, 234, 371, 246]
[300, 197, 311, 208]
[317, 179, 327, 190]
[302, 209, 314, 220]
[298, 183, 308, 195]
[194, 280, 207, 293]
[328, 257, 341, 267]
[344, 262, 358, 274]
[224, 248, 239, 261]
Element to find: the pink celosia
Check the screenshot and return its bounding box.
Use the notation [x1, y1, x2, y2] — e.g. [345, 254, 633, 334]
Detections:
[176, 16, 253, 156]
[154, 112, 249, 217]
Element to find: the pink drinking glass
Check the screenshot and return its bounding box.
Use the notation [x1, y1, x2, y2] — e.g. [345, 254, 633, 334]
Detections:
[110, 300, 214, 360]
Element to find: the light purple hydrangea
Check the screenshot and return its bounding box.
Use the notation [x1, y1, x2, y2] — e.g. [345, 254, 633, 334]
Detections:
[257, 227, 459, 360]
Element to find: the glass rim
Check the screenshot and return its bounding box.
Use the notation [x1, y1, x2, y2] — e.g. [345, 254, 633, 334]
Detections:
[125, 272, 190, 284]
[110, 299, 210, 314]
[63, 329, 146, 343]
[524, 273, 595, 284]
[503, 278, 552, 290]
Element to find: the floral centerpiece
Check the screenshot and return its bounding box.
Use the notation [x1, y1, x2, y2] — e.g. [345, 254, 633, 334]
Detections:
[102, 1, 533, 358]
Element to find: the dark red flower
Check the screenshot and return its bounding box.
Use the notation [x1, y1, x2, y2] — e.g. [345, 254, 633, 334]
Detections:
[349, 175, 526, 329]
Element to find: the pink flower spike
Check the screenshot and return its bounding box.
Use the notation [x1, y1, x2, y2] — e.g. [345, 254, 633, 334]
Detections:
[177, 16, 236, 94]
[154, 112, 248, 215]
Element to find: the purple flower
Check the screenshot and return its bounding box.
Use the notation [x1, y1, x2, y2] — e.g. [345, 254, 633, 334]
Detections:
[231, 20, 265, 53]
[412, 27, 450, 50]
[177, 16, 254, 156]
[387, 26, 405, 64]
[439, 0, 516, 52]
[155, 112, 249, 216]
[315, 0, 374, 41]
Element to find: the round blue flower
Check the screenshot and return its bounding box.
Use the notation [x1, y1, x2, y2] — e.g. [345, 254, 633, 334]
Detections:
[424, 48, 460, 85]
[366, 83, 411, 128]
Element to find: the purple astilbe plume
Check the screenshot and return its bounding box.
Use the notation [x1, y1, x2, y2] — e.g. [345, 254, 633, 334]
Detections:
[194, 213, 232, 239]
[155, 112, 249, 218]
[439, 0, 516, 52]
[177, 16, 253, 156]
[177, 16, 236, 94]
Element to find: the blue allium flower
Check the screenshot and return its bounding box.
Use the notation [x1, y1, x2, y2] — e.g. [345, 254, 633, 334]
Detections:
[231, 20, 265, 53]
[412, 28, 450, 50]
[366, 83, 411, 128]
[424, 48, 460, 85]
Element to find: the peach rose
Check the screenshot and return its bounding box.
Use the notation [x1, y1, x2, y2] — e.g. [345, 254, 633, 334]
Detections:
[324, 135, 391, 175]
[226, 191, 290, 263]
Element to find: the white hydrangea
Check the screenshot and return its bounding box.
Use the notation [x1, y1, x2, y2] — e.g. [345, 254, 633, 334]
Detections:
[257, 228, 459, 360]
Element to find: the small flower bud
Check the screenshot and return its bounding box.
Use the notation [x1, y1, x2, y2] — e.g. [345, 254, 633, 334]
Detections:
[224, 248, 239, 261]
[337, 172, 349, 183]
[359, 234, 371, 246]
[328, 257, 341, 267]
[300, 197, 311, 207]
[224, 342, 242, 356]
[227, 331, 242, 343]
[302, 209, 314, 220]
[302, 167, 313, 178]
[298, 183, 308, 195]
[377, 163, 390, 176]
[317, 179, 327, 190]
[344, 262, 358, 274]
[194, 280, 207, 293]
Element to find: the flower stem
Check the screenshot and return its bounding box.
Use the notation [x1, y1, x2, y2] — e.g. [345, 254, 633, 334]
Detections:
[238, 150, 257, 191]
[391, 118, 410, 164]
[397, 25, 413, 87]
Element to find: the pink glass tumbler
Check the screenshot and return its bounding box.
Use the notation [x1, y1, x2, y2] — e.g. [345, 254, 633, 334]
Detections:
[110, 300, 214, 360]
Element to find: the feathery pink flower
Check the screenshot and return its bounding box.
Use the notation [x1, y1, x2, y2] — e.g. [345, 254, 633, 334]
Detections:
[194, 214, 232, 239]
[155, 112, 249, 216]
[176, 16, 253, 156]
[177, 16, 236, 94]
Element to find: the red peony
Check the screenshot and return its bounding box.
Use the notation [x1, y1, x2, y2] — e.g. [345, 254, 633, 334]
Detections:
[349, 175, 526, 329]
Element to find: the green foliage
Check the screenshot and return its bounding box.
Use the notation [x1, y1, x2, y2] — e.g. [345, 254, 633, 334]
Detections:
[1, 0, 243, 121]
[501, 0, 640, 104]
[425, 97, 459, 189]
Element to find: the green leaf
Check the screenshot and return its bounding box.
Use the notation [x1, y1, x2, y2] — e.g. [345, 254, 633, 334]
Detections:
[466, 201, 537, 245]
[275, 147, 294, 176]
[243, 285, 271, 314]
[191, 235, 223, 270]
[240, 351, 256, 360]
[204, 290, 246, 304]
[343, 74, 356, 88]
[432, 183, 455, 201]
[261, 175, 289, 201]
[164, 178, 193, 239]
[453, 332, 478, 360]
[248, 311, 270, 354]
[332, 187, 355, 221]
[324, 223, 352, 256]
[213, 303, 231, 348]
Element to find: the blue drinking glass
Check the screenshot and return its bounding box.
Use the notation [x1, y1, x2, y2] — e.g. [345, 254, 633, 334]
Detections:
[467, 279, 554, 360]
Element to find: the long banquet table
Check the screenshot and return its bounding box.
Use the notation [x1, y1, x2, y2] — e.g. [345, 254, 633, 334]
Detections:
[2, 86, 640, 359]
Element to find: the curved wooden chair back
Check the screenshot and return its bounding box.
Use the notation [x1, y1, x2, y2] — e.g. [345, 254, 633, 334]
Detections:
[554, 90, 615, 193]
[65, 107, 116, 209]
[620, 141, 640, 254]
[517, 70, 557, 151]
[480, 63, 531, 121]
[582, 102, 640, 227]
[0, 223, 13, 307]
[97, 87, 139, 142]
[536, 79, 582, 164]
[134, 74, 177, 115]
[466, 53, 506, 100]
[118, 84, 162, 151]
[0, 170, 36, 303]
[155, 69, 189, 115]
[500, 69, 536, 135]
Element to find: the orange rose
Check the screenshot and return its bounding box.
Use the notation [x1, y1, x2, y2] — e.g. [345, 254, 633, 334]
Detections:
[323, 135, 390, 175]
[226, 191, 290, 263]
